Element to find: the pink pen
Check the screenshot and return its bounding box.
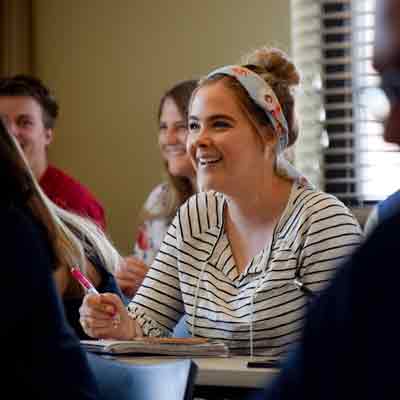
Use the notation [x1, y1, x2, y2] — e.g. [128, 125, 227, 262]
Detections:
[71, 267, 119, 320]
[70, 267, 99, 295]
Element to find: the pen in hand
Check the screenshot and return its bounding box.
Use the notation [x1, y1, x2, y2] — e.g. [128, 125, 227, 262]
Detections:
[70, 267, 120, 326]
[70, 267, 99, 295]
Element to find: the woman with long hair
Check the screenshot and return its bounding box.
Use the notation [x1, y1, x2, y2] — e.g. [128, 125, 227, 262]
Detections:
[0, 118, 99, 398]
[115, 80, 197, 298]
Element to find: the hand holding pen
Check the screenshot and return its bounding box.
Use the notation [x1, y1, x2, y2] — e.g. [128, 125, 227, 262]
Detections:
[71, 267, 121, 332]
[79, 290, 137, 340]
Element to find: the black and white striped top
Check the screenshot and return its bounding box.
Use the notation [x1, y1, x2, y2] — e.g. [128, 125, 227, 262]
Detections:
[128, 184, 362, 356]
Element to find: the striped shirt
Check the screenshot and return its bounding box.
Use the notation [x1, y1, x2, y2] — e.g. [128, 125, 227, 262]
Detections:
[128, 183, 362, 356]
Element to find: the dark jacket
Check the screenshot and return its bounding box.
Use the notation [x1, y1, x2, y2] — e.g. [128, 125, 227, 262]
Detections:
[257, 208, 400, 400]
[1, 200, 99, 399]
[378, 189, 400, 222]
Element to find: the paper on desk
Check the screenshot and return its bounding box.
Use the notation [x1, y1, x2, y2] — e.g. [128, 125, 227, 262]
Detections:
[81, 337, 230, 357]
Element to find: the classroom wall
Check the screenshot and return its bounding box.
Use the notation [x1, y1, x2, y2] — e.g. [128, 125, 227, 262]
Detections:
[32, 0, 291, 254]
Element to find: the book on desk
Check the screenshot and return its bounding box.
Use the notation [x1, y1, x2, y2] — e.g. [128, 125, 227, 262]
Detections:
[81, 337, 230, 357]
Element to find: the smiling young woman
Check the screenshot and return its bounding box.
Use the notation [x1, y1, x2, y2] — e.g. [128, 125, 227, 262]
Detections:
[80, 47, 362, 358]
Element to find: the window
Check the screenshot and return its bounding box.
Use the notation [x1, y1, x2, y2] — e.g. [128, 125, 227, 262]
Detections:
[291, 0, 324, 189]
[291, 0, 400, 206]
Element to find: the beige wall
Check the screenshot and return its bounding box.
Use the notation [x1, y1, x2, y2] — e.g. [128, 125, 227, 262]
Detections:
[0, 0, 32, 75]
[32, 0, 291, 254]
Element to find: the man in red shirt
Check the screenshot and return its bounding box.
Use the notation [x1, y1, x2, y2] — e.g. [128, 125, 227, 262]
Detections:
[0, 75, 106, 230]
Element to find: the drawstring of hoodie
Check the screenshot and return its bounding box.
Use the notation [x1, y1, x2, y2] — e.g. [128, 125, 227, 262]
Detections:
[191, 260, 210, 338]
[249, 223, 277, 358]
[191, 218, 225, 338]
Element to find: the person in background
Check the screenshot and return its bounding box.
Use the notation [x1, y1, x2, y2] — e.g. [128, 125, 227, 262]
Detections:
[0, 74, 106, 230]
[79, 46, 362, 357]
[253, 0, 400, 398]
[115, 80, 197, 298]
[0, 118, 99, 399]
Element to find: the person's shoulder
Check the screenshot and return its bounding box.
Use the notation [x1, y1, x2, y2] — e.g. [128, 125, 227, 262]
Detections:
[375, 201, 399, 225]
[367, 207, 400, 249]
[339, 207, 400, 283]
[184, 190, 223, 211]
[44, 165, 97, 199]
[293, 183, 352, 211]
[378, 189, 400, 221]
[382, 188, 400, 204]
[143, 182, 171, 212]
[41, 164, 75, 187]
[291, 183, 360, 226]
[42, 165, 106, 227]
[176, 190, 224, 232]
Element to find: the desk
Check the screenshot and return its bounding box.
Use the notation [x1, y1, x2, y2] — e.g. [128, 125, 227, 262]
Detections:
[118, 356, 278, 398]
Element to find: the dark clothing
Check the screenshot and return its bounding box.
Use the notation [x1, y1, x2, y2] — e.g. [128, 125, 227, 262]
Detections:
[40, 164, 106, 230]
[1, 201, 99, 399]
[378, 189, 400, 222]
[257, 209, 400, 400]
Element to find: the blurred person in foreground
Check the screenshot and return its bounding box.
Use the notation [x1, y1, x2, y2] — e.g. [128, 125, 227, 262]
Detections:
[0, 117, 99, 399]
[254, 0, 400, 398]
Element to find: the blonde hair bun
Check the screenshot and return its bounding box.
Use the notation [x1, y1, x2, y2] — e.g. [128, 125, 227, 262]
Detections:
[244, 47, 300, 86]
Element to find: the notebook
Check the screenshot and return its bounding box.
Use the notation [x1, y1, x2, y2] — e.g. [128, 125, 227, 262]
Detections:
[81, 337, 230, 357]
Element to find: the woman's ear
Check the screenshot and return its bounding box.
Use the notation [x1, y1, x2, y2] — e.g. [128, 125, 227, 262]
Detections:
[258, 125, 277, 159]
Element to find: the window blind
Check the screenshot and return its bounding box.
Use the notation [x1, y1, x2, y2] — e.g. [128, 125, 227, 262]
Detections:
[291, 0, 400, 206]
[291, 0, 324, 188]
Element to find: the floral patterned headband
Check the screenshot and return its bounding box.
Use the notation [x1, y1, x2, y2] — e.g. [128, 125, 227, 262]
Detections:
[206, 65, 289, 152]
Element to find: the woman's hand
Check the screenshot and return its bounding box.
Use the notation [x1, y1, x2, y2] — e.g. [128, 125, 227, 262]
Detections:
[79, 293, 138, 340]
[115, 256, 149, 298]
